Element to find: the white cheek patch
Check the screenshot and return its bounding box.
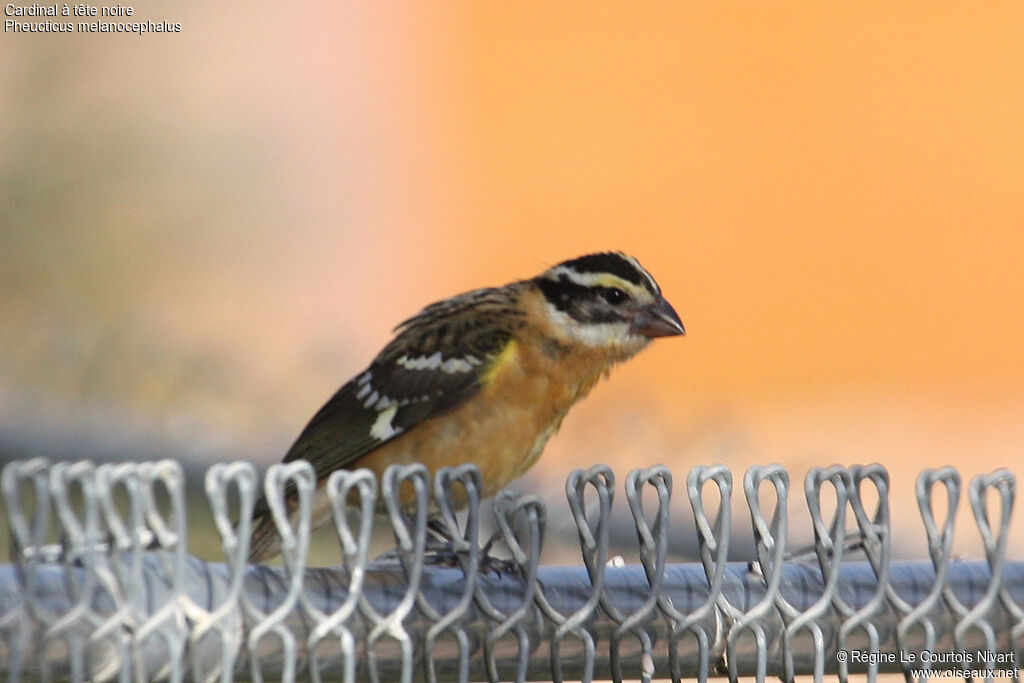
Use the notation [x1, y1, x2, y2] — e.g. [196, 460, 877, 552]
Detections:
[542, 303, 634, 347]
[575, 321, 634, 347]
[370, 405, 402, 441]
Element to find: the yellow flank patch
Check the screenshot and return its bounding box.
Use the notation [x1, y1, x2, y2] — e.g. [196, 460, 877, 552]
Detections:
[481, 339, 517, 386]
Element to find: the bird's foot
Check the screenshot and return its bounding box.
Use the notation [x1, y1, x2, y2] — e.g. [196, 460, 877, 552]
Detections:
[378, 519, 526, 577]
[420, 536, 525, 578]
[475, 530, 527, 579]
[478, 553, 524, 579]
[422, 541, 518, 577]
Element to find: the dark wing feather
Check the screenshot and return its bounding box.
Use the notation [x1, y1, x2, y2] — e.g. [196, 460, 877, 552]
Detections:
[280, 286, 525, 480]
[250, 285, 527, 552]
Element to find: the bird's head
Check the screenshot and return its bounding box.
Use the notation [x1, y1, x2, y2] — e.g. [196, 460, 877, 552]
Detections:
[533, 251, 684, 355]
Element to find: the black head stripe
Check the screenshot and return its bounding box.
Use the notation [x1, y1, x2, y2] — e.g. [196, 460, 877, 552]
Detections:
[556, 252, 658, 295]
[536, 274, 590, 314]
[536, 274, 622, 323]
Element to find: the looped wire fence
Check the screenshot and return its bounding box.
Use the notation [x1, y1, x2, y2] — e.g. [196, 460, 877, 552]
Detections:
[0, 458, 1021, 683]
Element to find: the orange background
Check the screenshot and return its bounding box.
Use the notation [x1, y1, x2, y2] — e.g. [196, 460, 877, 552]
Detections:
[2, 2, 1023, 558]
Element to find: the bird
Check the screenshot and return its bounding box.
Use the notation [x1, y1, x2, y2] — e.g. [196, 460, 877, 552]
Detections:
[248, 251, 684, 561]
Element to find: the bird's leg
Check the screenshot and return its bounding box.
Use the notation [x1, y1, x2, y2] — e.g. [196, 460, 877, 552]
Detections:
[420, 520, 522, 577]
[375, 516, 457, 565]
[420, 517, 467, 568]
[480, 528, 500, 558]
[426, 518, 455, 547]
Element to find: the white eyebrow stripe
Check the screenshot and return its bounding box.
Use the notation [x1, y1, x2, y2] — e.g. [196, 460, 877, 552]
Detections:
[549, 265, 652, 298]
[549, 266, 603, 287]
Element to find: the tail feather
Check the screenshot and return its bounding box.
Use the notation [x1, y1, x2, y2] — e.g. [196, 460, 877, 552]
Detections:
[247, 484, 334, 562]
[248, 507, 281, 563]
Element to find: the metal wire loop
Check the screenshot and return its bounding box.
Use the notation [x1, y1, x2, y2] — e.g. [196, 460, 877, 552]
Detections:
[2, 460, 1023, 683]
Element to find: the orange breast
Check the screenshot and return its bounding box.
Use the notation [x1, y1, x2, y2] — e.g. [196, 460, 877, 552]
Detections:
[357, 334, 611, 507]
[353, 287, 641, 514]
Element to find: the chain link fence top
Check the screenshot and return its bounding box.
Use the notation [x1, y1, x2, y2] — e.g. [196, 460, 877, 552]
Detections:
[0, 458, 1020, 683]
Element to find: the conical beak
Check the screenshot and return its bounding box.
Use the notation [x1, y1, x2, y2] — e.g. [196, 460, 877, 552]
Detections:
[635, 296, 685, 338]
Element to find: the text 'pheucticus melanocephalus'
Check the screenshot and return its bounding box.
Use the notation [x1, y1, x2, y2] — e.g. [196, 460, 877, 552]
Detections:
[249, 252, 684, 561]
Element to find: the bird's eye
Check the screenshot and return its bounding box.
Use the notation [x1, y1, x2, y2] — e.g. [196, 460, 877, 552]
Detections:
[601, 288, 627, 305]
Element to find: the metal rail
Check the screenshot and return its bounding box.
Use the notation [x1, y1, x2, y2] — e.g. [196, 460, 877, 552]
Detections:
[0, 459, 1020, 683]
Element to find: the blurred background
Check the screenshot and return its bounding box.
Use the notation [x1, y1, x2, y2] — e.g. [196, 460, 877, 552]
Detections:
[2, 2, 1023, 563]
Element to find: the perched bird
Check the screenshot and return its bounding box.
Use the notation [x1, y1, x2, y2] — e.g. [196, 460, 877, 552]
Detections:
[249, 252, 684, 561]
